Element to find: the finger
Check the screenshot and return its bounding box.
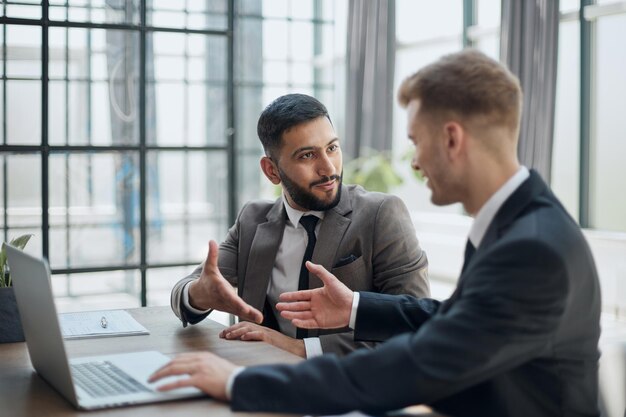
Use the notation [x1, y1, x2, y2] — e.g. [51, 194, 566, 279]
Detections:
[149, 362, 194, 382]
[223, 325, 253, 340]
[305, 261, 338, 286]
[291, 319, 319, 329]
[241, 331, 264, 341]
[219, 321, 248, 338]
[279, 310, 314, 321]
[236, 304, 264, 324]
[204, 240, 219, 272]
[155, 376, 196, 392]
[278, 289, 314, 302]
[149, 353, 211, 381]
[275, 301, 312, 312]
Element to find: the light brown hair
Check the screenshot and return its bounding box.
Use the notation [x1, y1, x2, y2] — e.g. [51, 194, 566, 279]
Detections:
[398, 49, 522, 136]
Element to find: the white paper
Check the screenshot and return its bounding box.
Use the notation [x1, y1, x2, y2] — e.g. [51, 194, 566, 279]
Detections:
[59, 309, 149, 339]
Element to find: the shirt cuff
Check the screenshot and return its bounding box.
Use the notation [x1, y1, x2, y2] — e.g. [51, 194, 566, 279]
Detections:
[225, 366, 245, 400]
[349, 291, 359, 330]
[303, 337, 323, 358]
[183, 281, 212, 315]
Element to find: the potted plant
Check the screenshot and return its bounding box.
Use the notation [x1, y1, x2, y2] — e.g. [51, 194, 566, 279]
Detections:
[0, 234, 33, 343]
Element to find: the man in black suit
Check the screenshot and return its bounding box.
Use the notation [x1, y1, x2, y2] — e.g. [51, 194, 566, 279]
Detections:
[150, 50, 601, 417]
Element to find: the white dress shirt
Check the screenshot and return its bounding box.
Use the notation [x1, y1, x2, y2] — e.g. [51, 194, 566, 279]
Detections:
[183, 193, 326, 358]
[347, 166, 530, 328]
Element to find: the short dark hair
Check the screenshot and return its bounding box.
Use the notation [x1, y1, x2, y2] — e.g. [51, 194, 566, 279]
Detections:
[257, 94, 331, 159]
[398, 49, 522, 135]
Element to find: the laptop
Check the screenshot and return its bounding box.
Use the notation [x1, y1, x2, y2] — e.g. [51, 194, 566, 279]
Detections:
[5, 244, 204, 410]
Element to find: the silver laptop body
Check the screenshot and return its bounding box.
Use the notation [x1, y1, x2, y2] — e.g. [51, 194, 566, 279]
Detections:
[5, 244, 204, 410]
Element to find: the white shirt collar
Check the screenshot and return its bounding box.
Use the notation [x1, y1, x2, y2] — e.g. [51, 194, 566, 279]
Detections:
[281, 193, 325, 228]
[468, 166, 529, 248]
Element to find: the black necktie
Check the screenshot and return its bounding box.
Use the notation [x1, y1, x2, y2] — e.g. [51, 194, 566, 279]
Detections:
[296, 215, 319, 339]
[461, 239, 476, 273]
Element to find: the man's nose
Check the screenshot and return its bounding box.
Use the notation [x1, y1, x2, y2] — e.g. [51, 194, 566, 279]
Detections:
[411, 154, 420, 171]
[317, 153, 336, 176]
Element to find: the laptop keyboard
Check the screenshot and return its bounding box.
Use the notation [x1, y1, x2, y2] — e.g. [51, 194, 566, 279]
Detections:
[71, 361, 151, 398]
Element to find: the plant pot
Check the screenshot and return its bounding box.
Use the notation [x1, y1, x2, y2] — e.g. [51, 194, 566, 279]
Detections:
[0, 286, 25, 343]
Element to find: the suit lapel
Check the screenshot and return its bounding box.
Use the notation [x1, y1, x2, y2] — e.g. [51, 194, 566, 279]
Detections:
[454, 170, 547, 290]
[241, 200, 286, 312]
[481, 170, 547, 250]
[310, 185, 352, 290]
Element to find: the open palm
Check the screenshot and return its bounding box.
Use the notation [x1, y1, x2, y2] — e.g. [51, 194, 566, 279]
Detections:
[189, 240, 263, 324]
[276, 261, 353, 329]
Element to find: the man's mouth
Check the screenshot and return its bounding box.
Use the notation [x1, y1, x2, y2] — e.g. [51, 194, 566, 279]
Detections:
[314, 179, 336, 191]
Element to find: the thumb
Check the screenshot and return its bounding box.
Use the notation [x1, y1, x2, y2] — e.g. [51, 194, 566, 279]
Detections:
[205, 240, 219, 270]
[305, 261, 337, 287]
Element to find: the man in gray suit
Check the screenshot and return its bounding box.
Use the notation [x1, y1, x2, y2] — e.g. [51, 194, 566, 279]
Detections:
[170, 93, 430, 358]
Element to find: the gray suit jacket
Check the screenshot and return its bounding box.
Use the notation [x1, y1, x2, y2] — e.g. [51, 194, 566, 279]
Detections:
[171, 184, 430, 355]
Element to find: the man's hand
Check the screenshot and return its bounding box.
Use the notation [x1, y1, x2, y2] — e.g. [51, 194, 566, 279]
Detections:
[148, 352, 235, 401]
[188, 240, 263, 324]
[276, 261, 353, 329]
[219, 322, 306, 358]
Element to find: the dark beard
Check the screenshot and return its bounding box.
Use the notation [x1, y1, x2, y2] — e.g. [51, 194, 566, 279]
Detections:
[279, 170, 342, 211]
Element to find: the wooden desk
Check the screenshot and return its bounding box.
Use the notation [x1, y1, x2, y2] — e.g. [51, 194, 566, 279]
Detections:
[0, 306, 301, 417]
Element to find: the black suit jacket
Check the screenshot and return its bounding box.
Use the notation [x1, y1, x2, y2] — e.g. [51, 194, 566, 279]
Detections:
[231, 171, 601, 417]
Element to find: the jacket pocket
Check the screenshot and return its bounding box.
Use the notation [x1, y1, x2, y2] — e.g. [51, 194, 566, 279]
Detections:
[331, 256, 371, 291]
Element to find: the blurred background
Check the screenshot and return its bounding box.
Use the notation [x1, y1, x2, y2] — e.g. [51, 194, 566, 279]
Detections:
[1, 0, 625, 320]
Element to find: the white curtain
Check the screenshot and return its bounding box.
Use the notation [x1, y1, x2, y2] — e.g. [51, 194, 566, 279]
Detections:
[500, 0, 559, 182]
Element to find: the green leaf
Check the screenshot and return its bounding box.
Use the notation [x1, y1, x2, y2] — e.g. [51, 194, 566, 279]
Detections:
[0, 243, 7, 288]
[10, 234, 33, 250]
[3, 234, 34, 287]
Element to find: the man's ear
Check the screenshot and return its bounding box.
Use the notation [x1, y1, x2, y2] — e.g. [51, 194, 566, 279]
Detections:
[260, 156, 281, 185]
[443, 121, 465, 160]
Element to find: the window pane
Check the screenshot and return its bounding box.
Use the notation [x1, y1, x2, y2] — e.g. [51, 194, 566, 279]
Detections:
[148, 1, 228, 31]
[236, 85, 264, 150]
[396, 0, 463, 43]
[49, 0, 140, 25]
[290, 0, 313, 20]
[474, 0, 501, 59]
[263, 20, 289, 60]
[560, 0, 580, 12]
[264, 0, 289, 18]
[7, 81, 41, 145]
[53, 270, 141, 313]
[551, 20, 580, 221]
[48, 152, 140, 269]
[6, 153, 42, 256]
[5, 3, 41, 19]
[146, 266, 194, 307]
[146, 151, 229, 265]
[235, 17, 264, 83]
[591, 13, 626, 232]
[49, 28, 139, 146]
[148, 33, 227, 146]
[6, 25, 41, 78]
[476, 0, 501, 28]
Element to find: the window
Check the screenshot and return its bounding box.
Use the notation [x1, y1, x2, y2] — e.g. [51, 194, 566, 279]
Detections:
[0, 0, 345, 312]
[1, 1, 232, 310]
[551, 0, 626, 233]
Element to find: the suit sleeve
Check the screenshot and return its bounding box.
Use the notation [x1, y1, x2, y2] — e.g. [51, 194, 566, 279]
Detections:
[231, 239, 569, 415]
[318, 195, 430, 354]
[170, 204, 244, 327]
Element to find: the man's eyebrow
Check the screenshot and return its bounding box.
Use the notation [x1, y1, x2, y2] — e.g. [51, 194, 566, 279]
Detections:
[291, 138, 339, 157]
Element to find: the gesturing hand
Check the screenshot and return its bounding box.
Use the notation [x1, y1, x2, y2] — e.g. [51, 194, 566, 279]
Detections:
[276, 261, 353, 329]
[148, 352, 235, 401]
[188, 240, 263, 324]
